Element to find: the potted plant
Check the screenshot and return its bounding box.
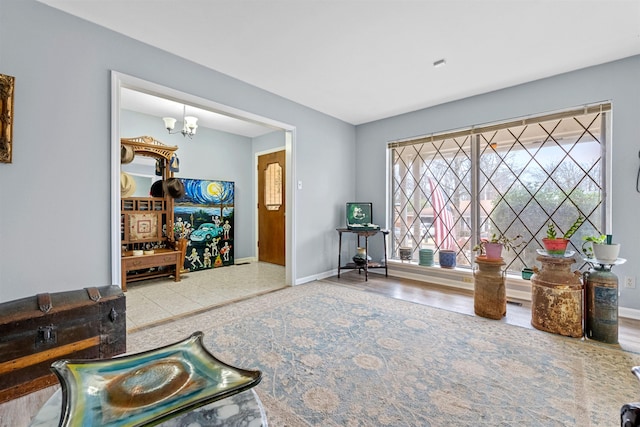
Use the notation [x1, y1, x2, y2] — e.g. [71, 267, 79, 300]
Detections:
[473, 233, 524, 260]
[582, 234, 620, 262]
[542, 216, 584, 257]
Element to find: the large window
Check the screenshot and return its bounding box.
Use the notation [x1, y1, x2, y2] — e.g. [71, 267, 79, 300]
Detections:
[389, 103, 610, 274]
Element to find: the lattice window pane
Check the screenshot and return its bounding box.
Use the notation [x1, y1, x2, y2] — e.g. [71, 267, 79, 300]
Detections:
[391, 137, 472, 265]
[390, 106, 609, 275]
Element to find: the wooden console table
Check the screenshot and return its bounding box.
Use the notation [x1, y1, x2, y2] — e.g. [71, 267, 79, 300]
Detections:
[336, 228, 388, 281]
[121, 248, 181, 291]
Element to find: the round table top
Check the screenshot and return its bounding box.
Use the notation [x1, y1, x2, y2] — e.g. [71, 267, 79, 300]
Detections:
[29, 388, 267, 427]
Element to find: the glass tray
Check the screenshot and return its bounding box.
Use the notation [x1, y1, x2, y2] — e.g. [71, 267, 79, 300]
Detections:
[51, 331, 262, 427]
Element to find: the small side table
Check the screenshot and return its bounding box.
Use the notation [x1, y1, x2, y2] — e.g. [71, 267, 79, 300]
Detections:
[336, 228, 388, 281]
[473, 257, 506, 320]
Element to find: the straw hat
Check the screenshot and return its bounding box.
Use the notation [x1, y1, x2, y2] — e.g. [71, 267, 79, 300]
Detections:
[120, 144, 135, 164]
[120, 171, 136, 197]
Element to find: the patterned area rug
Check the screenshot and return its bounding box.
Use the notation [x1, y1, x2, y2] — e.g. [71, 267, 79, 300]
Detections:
[128, 282, 640, 426]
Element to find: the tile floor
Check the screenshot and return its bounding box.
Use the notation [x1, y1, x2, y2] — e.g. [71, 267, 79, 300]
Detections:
[125, 262, 287, 331]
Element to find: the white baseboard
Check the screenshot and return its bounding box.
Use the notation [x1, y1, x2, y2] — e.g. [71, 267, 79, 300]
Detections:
[619, 307, 640, 320]
[296, 269, 338, 285]
[234, 257, 257, 264]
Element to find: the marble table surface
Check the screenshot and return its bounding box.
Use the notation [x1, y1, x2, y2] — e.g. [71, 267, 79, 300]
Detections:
[29, 388, 267, 427]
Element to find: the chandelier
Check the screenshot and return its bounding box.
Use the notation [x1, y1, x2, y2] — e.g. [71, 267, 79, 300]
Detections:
[162, 105, 198, 138]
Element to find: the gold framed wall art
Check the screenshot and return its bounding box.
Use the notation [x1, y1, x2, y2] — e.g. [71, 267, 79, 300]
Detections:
[0, 73, 15, 164]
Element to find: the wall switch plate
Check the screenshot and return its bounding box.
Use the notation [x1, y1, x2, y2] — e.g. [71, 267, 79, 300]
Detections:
[624, 276, 636, 289]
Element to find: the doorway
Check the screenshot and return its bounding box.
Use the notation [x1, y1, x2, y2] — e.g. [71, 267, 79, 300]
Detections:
[258, 150, 286, 265]
[110, 71, 297, 289]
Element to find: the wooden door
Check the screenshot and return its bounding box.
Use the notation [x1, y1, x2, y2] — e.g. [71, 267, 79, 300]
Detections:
[258, 150, 286, 265]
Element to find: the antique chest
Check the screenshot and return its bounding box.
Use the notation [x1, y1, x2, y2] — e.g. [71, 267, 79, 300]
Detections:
[0, 285, 126, 403]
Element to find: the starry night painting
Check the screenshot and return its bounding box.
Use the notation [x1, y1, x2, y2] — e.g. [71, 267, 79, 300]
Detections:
[173, 178, 234, 272]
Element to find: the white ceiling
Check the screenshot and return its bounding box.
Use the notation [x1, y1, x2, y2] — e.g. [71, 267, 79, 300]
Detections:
[120, 88, 277, 138]
[39, 0, 640, 126]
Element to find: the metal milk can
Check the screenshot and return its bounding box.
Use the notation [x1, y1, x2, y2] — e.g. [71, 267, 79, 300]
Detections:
[473, 257, 506, 320]
[583, 265, 619, 344]
[531, 255, 583, 338]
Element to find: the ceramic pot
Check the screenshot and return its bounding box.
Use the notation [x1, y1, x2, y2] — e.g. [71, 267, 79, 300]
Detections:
[542, 238, 569, 257]
[398, 247, 412, 261]
[521, 268, 534, 280]
[484, 242, 503, 259]
[439, 250, 456, 268]
[592, 243, 620, 263]
[419, 249, 434, 267]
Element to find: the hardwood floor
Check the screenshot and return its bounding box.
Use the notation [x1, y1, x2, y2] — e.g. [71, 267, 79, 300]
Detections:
[324, 270, 640, 354]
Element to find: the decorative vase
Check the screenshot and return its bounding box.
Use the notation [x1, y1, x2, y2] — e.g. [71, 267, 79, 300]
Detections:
[521, 267, 534, 280]
[592, 243, 620, 263]
[542, 238, 570, 257]
[352, 247, 370, 266]
[439, 250, 456, 268]
[483, 242, 503, 259]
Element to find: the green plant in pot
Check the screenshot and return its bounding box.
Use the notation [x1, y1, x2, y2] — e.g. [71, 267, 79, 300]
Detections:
[582, 234, 620, 263]
[473, 233, 524, 260]
[542, 216, 584, 257]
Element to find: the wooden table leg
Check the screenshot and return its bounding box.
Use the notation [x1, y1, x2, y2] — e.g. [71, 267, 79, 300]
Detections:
[364, 236, 369, 281]
[174, 254, 181, 282]
[383, 232, 388, 277]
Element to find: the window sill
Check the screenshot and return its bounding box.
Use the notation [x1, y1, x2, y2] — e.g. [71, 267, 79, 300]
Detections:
[386, 259, 532, 301]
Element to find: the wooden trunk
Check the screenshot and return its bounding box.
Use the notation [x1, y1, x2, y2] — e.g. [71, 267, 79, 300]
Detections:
[0, 285, 126, 403]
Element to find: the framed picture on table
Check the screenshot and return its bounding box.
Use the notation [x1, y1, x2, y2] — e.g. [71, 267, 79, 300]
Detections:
[346, 202, 374, 229]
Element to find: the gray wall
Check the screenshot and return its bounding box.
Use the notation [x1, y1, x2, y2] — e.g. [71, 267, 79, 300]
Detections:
[4, 0, 638, 313]
[0, 0, 355, 302]
[121, 109, 257, 259]
[356, 55, 640, 312]
[253, 131, 286, 155]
